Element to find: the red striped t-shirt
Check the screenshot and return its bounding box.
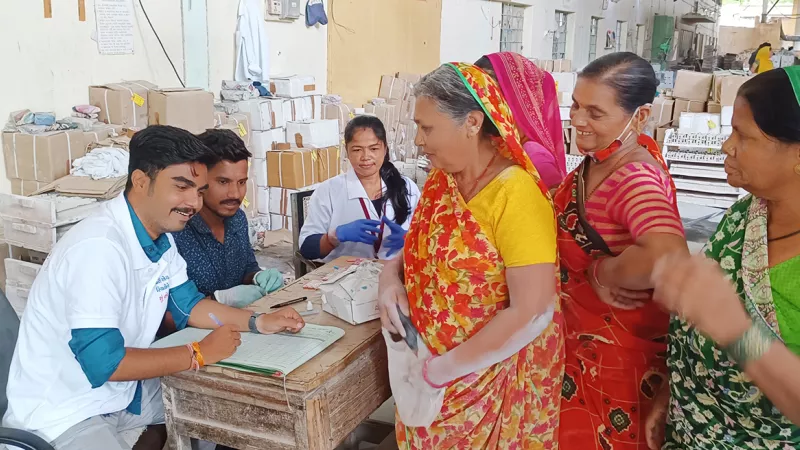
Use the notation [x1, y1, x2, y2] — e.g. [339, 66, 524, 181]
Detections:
[584, 161, 684, 254]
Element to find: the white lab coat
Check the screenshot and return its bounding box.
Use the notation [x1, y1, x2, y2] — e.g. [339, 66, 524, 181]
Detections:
[299, 170, 421, 262]
[235, 0, 270, 82]
[3, 193, 189, 441]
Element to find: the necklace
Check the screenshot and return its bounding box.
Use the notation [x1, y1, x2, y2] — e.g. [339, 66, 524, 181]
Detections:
[461, 152, 498, 200]
[768, 228, 800, 242]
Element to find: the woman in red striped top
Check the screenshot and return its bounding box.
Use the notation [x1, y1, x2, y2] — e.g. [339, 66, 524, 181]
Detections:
[554, 52, 689, 450]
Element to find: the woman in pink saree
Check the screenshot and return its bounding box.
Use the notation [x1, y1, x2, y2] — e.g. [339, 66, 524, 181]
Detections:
[475, 52, 566, 188]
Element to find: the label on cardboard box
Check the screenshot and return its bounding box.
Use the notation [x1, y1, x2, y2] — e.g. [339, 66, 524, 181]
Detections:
[88, 80, 156, 127]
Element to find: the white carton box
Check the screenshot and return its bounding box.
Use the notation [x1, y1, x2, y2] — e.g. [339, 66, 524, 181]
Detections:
[237, 98, 289, 130]
[267, 185, 318, 216]
[6, 282, 29, 316]
[250, 128, 286, 159]
[286, 120, 340, 148]
[255, 185, 269, 216]
[252, 157, 267, 187]
[319, 262, 382, 325]
[721, 106, 733, 126]
[270, 75, 317, 98]
[551, 72, 577, 94]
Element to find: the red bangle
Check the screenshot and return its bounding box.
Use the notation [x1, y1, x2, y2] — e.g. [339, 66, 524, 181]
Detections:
[423, 356, 449, 389]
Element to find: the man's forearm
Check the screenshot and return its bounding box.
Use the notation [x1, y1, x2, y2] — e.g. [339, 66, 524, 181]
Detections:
[187, 298, 252, 332]
[109, 346, 191, 381]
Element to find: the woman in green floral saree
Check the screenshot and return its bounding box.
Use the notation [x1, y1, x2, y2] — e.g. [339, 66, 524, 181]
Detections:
[645, 67, 800, 449]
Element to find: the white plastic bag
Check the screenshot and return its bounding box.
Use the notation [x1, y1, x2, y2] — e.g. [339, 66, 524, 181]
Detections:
[382, 328, 444, 428]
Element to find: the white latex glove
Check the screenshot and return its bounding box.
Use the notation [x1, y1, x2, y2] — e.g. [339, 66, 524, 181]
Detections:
[214, 285, 266, 308]
[378, 267, 410, 336]
[382, 328, 444, 428]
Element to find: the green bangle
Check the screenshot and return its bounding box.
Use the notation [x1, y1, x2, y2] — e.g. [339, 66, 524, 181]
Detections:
[725, 320, 776, 366]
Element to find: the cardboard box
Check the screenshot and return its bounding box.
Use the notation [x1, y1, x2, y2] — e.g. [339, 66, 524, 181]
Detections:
[252, 157, 267, 187]
[396, 72, 422, 85]
[364, 103, 398, 130]
[88, 80, 156, 128]
[267, 185, 318, 216]
[378, 76, 409, 101]
[286, 120, 340, 148]
[319, 262, 382, 325]
[267, 149, 316, 189]
[252, 183, 268, 216]
[652, 97, 675, 127]
[721, 106, 733, 126]
[552, 60, 572, 72]
[323, 103, 356, 132]
[679, 113, 721, 134]
[673, 99, 705, 123]
[220, 112, 251, 147]
[2, 131, 86, 183]
[551, 72, 577, 95]
[250, 128, 286, 159]
[9, 179, 44, 196]
[544, 60, 555, 72]
[286, 96, 322, 122]
[83, 124, 126, 146]
[390, 98, 416, 124]
[266, 146, 340, 189]
[720, 75, 750, 107]
[656, 127, 671, 143]
[214, 111, 227, 127]
[269, 213, 293, 232]
[672, 70, 713, 102]
[237, 98, 288, 130]
[34, 175, 126, 200]
[706, 101, 721, 114]
[270, 75, 317, 98]
[148, 88, 214, 134]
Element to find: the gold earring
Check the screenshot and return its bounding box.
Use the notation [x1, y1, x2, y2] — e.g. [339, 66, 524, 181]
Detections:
[794, 164, 800, 176]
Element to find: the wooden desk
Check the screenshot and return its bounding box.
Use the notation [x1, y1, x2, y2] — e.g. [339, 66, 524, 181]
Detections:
[162, 257, 390, 450]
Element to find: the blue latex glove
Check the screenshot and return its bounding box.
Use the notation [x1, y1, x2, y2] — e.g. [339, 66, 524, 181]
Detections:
[254, 268, 284, 293]
[214, 285, 267, 308]
[335, 219, 381, 245]
[383, 216, 407, 257]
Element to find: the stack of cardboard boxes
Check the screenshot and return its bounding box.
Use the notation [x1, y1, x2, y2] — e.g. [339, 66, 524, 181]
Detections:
[657, 71, 752, 209]
[0, 79, 217, 306]
[224, 75, 343, 232]
[532, 59, 573, 73]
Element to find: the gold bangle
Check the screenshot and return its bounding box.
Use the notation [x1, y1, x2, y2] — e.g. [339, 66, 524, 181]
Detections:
[725, 320, 776, 366]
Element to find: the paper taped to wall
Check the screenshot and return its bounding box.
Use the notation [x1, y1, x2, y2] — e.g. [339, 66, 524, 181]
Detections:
[95, 0, 135, 55]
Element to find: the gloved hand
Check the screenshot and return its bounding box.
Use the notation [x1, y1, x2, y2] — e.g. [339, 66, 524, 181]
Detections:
[253, 268, 284, 294]
[214, 285, 267, 308]
[382, 216, 406, 257]
[332, 219, 381, 245]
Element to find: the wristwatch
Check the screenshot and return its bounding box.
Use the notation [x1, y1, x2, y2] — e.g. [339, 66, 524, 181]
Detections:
[248, 313, 263, 334]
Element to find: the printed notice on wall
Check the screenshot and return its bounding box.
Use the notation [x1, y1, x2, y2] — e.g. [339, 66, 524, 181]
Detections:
[95, 0, 135, 55]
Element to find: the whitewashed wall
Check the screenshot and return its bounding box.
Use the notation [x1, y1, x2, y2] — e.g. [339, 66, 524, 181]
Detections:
[0, 0, 328, 194]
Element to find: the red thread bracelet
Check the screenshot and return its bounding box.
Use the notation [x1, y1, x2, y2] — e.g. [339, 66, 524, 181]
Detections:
[423, 356, 449, 389]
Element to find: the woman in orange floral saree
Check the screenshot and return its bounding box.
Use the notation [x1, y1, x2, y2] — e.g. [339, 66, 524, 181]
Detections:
[378, 63, 564, 450]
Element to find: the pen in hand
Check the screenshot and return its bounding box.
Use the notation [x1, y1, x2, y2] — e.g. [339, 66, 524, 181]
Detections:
[208, 313, 224, 327]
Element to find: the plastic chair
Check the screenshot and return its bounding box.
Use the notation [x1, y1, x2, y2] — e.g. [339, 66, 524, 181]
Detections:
[0, 292, 55, 450]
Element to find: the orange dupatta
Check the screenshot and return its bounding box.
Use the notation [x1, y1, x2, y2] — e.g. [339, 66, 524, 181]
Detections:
[399, 63, 564, 450]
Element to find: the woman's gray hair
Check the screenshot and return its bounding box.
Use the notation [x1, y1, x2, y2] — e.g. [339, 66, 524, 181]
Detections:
[414, 65, 484, 124]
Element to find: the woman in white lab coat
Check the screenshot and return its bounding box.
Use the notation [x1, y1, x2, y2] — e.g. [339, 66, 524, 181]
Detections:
[299, 115, 421, 262]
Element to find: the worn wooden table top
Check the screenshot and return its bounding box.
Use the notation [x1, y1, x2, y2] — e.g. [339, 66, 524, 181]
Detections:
[197, 256, 383, 392]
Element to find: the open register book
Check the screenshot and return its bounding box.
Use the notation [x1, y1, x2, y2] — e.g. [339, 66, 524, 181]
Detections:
[151, 323, 345, 377]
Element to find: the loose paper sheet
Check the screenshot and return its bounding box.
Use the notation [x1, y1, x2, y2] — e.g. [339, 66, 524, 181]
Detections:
[95, 0, 135, 55]
[151, 323, 345, 376]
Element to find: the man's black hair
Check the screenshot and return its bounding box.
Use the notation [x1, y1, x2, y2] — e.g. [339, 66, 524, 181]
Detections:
[196, 128, 252, 168]
[125, 125, 217, 193]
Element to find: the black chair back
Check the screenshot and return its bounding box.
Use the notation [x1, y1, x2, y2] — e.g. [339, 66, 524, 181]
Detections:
[0, 291, 20, 418]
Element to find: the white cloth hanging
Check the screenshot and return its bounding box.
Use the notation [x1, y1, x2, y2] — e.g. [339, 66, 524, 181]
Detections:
[235, 0, 271, 82]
